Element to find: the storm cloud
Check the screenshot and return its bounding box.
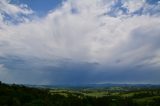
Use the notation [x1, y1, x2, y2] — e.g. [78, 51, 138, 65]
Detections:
[0, 0, 160, 85]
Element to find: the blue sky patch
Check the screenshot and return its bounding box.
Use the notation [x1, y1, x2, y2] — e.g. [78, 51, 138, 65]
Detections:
[11, 0, 64, 16]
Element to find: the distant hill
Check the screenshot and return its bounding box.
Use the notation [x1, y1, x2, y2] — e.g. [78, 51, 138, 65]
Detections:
[25, 83, 160, 89]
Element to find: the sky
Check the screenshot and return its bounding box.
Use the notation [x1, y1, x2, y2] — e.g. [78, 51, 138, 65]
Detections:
[0, 0, 160, 85]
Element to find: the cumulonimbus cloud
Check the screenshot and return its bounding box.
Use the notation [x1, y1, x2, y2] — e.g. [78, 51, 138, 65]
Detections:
[0, 0, 160, 84]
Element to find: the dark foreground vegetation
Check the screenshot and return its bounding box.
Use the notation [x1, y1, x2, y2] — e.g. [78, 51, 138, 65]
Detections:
[0, 82, 160, 106]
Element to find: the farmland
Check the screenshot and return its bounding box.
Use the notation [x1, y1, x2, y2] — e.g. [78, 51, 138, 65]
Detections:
[0, 82, 160, 106]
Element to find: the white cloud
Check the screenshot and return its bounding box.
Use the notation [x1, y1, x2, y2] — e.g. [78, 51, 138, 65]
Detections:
[0, 0, 33, 27]
[0, 0, 160, 66]
[0, 0, 33, 15]
[122, 0, 145, 13]
[0, 0, 160, 84]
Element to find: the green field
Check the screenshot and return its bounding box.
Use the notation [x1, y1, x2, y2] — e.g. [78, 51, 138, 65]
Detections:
[48, 86, 160, 106]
